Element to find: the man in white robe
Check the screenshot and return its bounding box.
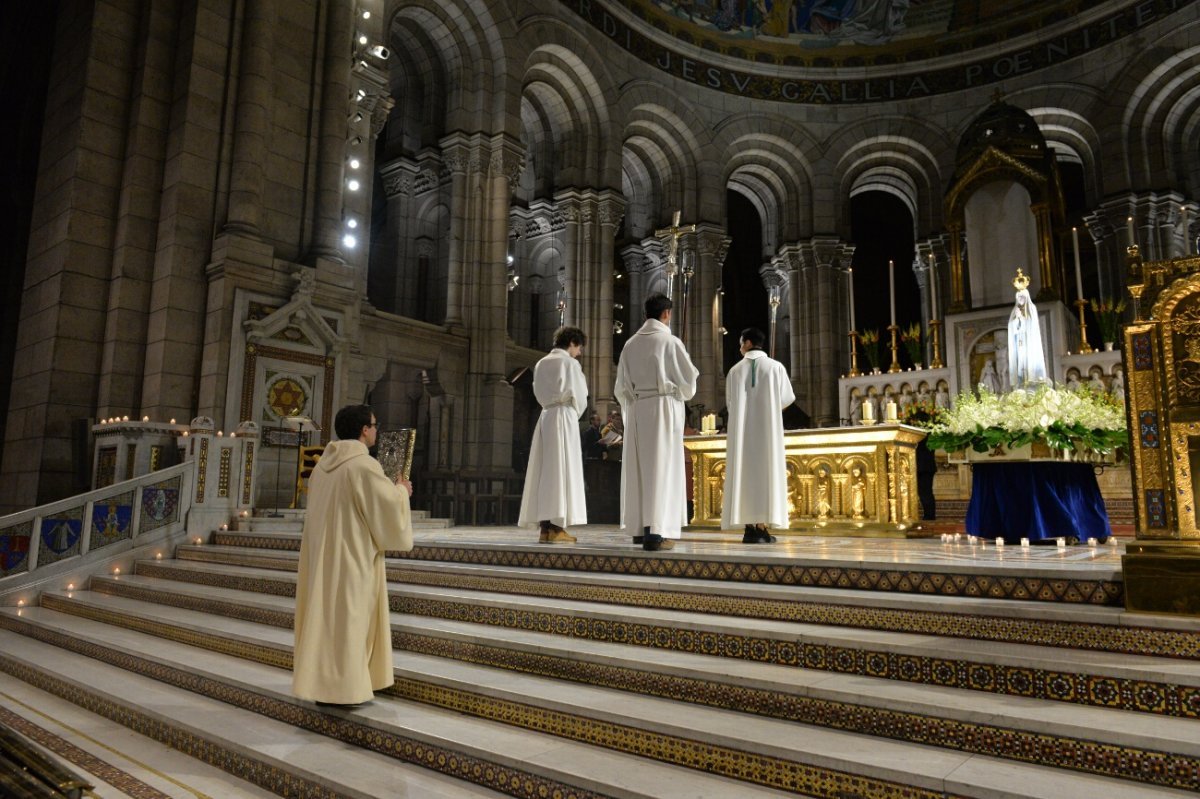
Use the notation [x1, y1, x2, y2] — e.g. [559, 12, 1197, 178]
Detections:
[293, 404, 413, 706]
[518, 326, 588, 543]
[615, 293, 699, 551]
[721, 328, 796, 543]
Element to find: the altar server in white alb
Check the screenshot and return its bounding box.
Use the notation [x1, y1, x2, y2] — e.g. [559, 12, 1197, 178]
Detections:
[722, 327, 795, 543]
[518, 326, 589, 543]
[615, 293, 699, 551]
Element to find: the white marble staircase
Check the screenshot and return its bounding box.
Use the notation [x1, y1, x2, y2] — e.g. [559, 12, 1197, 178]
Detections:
[0, 515, 1198, 799]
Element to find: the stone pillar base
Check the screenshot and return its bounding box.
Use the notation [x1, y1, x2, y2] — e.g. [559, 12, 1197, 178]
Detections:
[1122, 540, 1200, 616]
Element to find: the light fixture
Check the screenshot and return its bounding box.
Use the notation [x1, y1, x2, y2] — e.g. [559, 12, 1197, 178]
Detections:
[350, 136, 362, 146]
[369, 45, 390, 60]
[506, 254, 514, 265]
[358, 34, 368, 45]
[355, 88, 366, 101]
[343, 234, 357, 249]
[346, 218, 359, 229]
[347, 179, 360, 191]
[349, 158, 361, 169]
[352, 111, 364, 123]
[361, 9, 370, 19]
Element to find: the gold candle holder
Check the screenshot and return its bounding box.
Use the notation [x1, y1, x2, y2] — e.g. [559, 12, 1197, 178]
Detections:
[887, 324, 902, 373]
[1074, 298, 1094, 354]
[848, 330, 861, 376]
[927, 319, 944, 369]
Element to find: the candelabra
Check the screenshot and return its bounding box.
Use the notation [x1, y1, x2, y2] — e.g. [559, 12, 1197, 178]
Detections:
[1074, 298, 1093, 354]
[887, 324, 902, 373]
[847, 330, 861, 377]
[927, 320, 944, 369]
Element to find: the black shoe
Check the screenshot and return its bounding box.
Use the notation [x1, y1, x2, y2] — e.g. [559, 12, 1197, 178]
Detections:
[742, 525, 759, 544]
[633, 526, 649, 544]
[642, 533, 675, 551]
[315, 700, 368, 709]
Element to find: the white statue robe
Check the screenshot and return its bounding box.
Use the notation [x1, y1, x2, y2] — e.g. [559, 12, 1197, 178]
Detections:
[615, 318, 699, 538]
[721, 350, 795, 529]
[293, 439, 413, 704]
[1007, 288, 1048, 390]
[517, 348, 589, 529]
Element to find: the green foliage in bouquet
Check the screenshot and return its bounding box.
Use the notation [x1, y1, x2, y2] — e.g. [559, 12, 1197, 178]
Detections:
[1089, 297, 1127, 343]
[900, 322, 923, 366]
[924, 385, 1128, 455]
[859, 329, 881, 371]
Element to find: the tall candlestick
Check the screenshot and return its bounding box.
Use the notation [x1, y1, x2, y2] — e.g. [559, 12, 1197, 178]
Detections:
[1184, 205, 1190, 254]
[1127, 216, 1135, 249]
[1072, 227, 1083, 301]
[848, 268, 857, 331]
[927, 253, 937, 319]
[888, 259, 896, 326]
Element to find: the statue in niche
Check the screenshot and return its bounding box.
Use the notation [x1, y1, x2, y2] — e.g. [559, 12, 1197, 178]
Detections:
[1089, 368, 1106, 394]
[1064, 369, 1082, 392]
[1111, 368, 1125, 404]
[1007, 269, 1048, 391]
[978, 357, 1001, 394]
[813, 466, 832, 519]
[849, 466, 867, 519]
[934, 383, 951, 410]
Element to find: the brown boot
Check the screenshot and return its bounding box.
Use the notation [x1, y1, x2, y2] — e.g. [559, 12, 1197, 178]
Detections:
[546, 525, 577, 544]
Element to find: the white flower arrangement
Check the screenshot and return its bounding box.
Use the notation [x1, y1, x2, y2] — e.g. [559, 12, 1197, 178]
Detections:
[924, 385, 1127, 455]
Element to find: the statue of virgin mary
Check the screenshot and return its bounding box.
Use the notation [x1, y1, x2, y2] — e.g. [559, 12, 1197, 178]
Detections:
[1007, 269, 1048, 391]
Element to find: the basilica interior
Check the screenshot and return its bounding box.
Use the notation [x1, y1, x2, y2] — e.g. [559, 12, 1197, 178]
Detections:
[1, 1, 1200, 797]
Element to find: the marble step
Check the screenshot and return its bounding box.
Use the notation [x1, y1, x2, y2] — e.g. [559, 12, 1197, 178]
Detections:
[205, 530, 1128, 608]
[145, 554, 1200, 703]
[178, 540, 1199, 660]
[8, 594, 1198, 799]
[0, 627, 512, 799]
[0, 607, 804, 799]
[76, 572, 1200, 790]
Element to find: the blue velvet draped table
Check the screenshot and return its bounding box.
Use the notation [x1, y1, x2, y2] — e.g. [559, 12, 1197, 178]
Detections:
[966, 462, 1112, 543]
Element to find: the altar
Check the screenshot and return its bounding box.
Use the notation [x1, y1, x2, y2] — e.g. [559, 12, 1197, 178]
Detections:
[684, 424, 929, 537]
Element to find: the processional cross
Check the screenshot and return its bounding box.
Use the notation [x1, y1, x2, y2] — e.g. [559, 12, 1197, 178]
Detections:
[655, 210, 697, 332]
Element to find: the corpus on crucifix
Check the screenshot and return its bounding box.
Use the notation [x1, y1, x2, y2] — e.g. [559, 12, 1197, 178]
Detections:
[655, 211, 698, 324]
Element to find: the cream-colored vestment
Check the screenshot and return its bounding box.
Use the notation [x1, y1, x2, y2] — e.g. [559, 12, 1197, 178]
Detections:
[292, 439, 412, 704]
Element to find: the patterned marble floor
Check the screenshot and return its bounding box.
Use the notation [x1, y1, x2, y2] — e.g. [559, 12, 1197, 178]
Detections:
[415, 524, 1126, 575]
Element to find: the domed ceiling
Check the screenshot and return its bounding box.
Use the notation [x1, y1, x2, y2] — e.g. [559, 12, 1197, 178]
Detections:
[561, 0, 1192, 103]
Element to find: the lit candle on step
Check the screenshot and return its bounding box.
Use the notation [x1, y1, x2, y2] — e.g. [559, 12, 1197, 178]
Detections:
[862, 400, 874, 422]
[1087, 537, 1098, 547]
[885, 400, 898, 422]
[995, 537, 1004, 548]
[1020, 537, 1029, 548]
[1056, 537, 1067, 548]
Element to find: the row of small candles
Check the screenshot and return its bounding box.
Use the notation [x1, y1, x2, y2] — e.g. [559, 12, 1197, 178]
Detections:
[99, 416, 176, 424]
[22, 511, 256, 605]
[939, 533, 1117, 548]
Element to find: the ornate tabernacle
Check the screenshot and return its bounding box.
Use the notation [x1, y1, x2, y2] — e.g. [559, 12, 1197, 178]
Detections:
[685, 424, 928, 537]
[1122, 246, 1200, 615]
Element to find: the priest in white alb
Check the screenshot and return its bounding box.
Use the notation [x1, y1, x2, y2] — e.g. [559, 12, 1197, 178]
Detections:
[615, 293, 699, 551]
[721, 327, 795, 543]
[517, 326, 589, 543]
[293, 404, 413, 706]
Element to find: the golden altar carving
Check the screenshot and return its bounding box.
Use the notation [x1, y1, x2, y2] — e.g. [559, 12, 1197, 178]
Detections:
[685, 424, 929, 537]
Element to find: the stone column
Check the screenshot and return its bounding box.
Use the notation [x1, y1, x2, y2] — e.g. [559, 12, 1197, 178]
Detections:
[377, 158, 417, 313]
[224, 0, 275, 236]
[309, 0, 353, 262]
[779, 239, 853, 426]
[440, 134, 473, 328]
[593, 192, 624, 406]
[687, 225, 730, 412]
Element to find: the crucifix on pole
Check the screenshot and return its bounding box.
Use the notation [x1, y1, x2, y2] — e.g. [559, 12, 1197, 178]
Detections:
[655, 210, 697, 333]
